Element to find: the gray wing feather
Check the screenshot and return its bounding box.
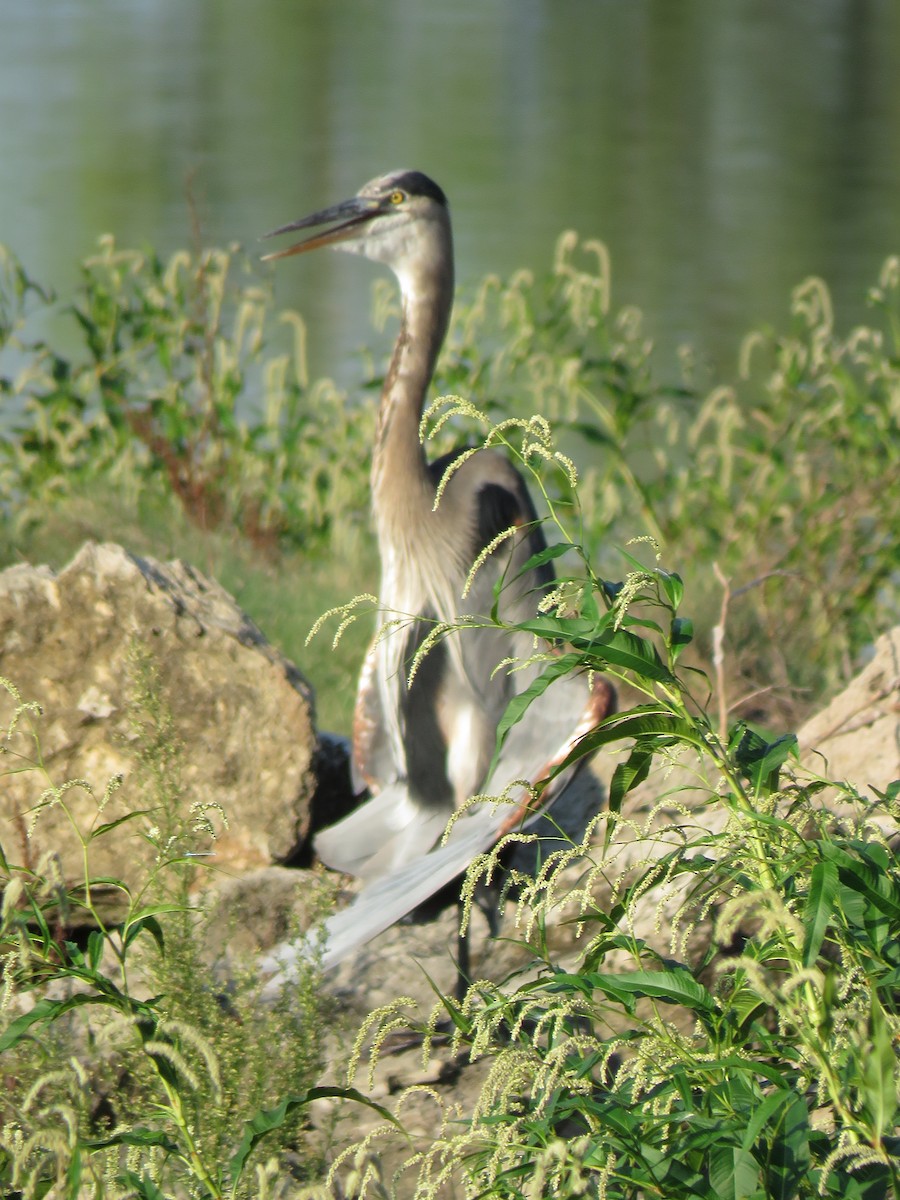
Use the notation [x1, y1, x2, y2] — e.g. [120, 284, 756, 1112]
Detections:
[313, 783, 451, 881]
[261, 670, 612, 993]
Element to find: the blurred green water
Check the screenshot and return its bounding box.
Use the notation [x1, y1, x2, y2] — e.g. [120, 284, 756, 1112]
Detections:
[2, 0, 899, 393]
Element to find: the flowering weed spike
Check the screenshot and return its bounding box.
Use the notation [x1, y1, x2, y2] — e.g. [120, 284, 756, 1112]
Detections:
[462, 525, 518, 596]
[305, 593, 378, 647]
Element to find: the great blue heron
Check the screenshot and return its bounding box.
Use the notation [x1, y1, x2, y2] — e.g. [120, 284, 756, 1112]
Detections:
[262, 170, 613, 979]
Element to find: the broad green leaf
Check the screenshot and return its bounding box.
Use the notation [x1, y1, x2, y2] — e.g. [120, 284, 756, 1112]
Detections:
[491, 655, 581, 769]
[820, 842, 900, 919]
[608, 745, 653, 813]
[687, 1053, 789, 1089]
[765, 1093, 809, 1200]
[658, 569, 684, 609]
[557, 967, 717, 1012]
[670, 616, 694, 660]
[0, 995, 95, 1052]
[123, 913, 167, 953]
[853, 840, 890, 871]
[578, 626, 675, 682]
[515, 614, 607, 642]
[514, 540, 578, 577]
[751, 733, 798, 786]
[802, 860, 839, 967]
[709, 1144, 760, 1200]
[549, 704, 704, 780]
[864, 905, 891, 953]
[87, 928, 105, 970]
[861, 994, 899, 1138]
[871, 779, 900, 804]
[730, 724, 798, 792]
[617, 612, 666, 637]
[741, 1087, 797, 1153]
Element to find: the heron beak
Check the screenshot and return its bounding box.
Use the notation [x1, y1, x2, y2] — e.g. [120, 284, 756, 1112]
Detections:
[262, 196, 381, 261]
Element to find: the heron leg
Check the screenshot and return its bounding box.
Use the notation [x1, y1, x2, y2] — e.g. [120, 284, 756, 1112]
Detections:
[455, 901, 470, 1002]
[454, 879, 503, 1001]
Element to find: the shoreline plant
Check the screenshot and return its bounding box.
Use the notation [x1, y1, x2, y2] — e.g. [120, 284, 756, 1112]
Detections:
[295, 399, 900, 1200]
[0, 231, 898, 1198]
[0, 658, 392, 1199]
[2, 238, 899, 726]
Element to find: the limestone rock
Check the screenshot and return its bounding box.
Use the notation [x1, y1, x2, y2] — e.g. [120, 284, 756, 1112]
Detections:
[797, 625, 900, 794]
[0, 542, 317, 896]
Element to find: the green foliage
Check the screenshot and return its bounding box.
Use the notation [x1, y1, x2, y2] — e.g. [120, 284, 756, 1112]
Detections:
[430, 238, 900, 717]
[0, 664, 346, 1199]
[333, 526, 900, 1199]
[1, 228, 899, 1198]
[0, 239, 372, 555]
[4, 234, 899, 724]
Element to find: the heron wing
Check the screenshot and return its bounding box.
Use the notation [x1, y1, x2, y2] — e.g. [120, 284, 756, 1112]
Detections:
[313, 781, 451, 881]
[350, 634, 397, 795]
[262, 670, 613, 987]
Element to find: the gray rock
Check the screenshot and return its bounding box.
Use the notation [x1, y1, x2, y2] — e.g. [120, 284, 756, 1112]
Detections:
[798, 625, 900, 794]
[0, 542, 318, 900]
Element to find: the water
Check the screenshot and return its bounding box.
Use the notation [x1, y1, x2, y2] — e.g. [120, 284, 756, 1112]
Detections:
[2, 0, 899, 392]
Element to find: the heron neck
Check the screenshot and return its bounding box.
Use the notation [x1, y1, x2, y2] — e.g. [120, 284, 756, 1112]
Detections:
[372, 262, 453, 523]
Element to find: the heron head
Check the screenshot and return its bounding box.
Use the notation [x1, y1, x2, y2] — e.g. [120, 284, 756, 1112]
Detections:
[263, 170, 452, 289]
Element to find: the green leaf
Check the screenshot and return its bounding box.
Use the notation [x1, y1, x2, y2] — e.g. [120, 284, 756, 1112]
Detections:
[871, 779, 900, 804]
[658, 569, 684, 609]
[802, 860, 839, 967]
[550, 704, 704, 780]
[491, 654, 582, 768]
[709, 1144, 760, 1200]
[87, 928, 105, 970]
[554, 967, 718, 1013]
[608, 745, 654, 813]
[514, 613, 607, 643]
[228, 1087, 406, 1185]
[116, 1170, 169, 1200]
[670, 616, 694, 660]
[87, 1129, 181, 1156]
[618, 546, 656, 575]
[121, 904, 186, 951]
[820, 842, 900, 919]
[90, 808, 154, 838]
[0, 996, 83, 1052]
[730, 725, 798, 792]
[515, 540, 578, 577]
[861, 993, 899, 1138]
[741, 1087, 797, 1153]
[0, 985, 156, 1053]
[765, 1093, 809, 1200]
[579, 626, 675, 683]
[66, 1144, 83, 1198]
[123, 914, 167, 953]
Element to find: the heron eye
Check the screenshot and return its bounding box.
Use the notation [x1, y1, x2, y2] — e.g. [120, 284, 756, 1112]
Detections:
[389, 190, 405, 205]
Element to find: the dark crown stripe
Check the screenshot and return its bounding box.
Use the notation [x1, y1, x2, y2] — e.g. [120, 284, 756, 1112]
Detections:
[391, 171, 448, 207]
